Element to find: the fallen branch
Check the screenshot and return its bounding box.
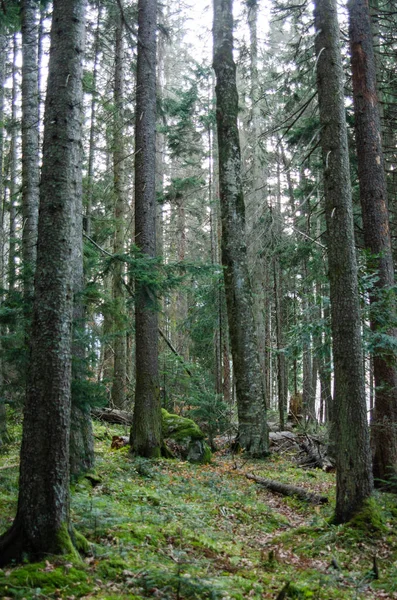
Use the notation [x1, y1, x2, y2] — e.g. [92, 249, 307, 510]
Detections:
[298, 435, 335, 471]
[92, 407, 133, 425]
[246, 473, 328, 504]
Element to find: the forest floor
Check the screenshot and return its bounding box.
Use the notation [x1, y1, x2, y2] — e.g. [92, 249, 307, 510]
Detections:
[1, 414, 397, 599]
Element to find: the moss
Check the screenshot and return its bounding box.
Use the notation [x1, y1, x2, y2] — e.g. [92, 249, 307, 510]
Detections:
[349, 497, 387, 533]
[0, 561, 91, 597]
[202, 442, 212, 464]
[84, 472, 103, 486]
[281, 582, 314, 598]
[54, 522, 81, 562]
[96, 557, 129, 580]
[73, 529, 92, 555]
[161, 409, 204, 442]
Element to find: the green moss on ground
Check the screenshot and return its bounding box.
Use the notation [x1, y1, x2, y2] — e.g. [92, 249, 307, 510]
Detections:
[0, 561, 91, 598]
[0, 416, 397, 599]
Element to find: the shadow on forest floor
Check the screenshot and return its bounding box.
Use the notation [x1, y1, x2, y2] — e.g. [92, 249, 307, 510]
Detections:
[0, 416, 397, 599]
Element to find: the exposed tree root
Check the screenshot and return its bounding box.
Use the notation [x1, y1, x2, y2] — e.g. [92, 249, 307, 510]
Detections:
[0, 518, 24, 567]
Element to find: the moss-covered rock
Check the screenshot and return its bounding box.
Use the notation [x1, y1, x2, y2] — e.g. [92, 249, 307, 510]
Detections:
[161, 409, 211, 464]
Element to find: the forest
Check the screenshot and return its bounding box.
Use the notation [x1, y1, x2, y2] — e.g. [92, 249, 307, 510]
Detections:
[0, 0, 397, 597]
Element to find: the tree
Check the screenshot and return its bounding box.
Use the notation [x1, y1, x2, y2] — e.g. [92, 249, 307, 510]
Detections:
[213, 0, 268, 456]
[348, 0, 397, 485]
[0, 31, 7, 445]
[314, 0, 373, 522]
[0, 0, 86, 564]
[21, 0, 40, 301]
[111, 7, 127, 410]
[130, 0, 162, 458]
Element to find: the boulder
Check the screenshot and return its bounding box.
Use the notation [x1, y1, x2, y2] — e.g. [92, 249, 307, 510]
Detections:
[161, 409, 212, 464]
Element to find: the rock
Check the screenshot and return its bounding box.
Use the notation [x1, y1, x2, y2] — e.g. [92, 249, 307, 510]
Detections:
[161, 409, 211, 464]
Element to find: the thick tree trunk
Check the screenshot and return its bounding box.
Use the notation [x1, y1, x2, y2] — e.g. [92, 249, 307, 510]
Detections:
[21, 0, 40, 300]
[131, 0, 162, 458]
[0, 0, 86, 564]
[348, 0, 397, 485]
[314, 0, 373, 522]
[213, 0, 268, 456]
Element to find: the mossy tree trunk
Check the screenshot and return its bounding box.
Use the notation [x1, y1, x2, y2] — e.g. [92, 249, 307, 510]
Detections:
[314, 0, 373, 522]
[348, 0, 397, 485]
[131, 0, 162, 458]
[0, 0, 86, 564]
[213, 0, 268, 456]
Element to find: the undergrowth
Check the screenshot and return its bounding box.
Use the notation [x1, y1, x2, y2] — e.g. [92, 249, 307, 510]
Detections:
[0, 415, 396, 599]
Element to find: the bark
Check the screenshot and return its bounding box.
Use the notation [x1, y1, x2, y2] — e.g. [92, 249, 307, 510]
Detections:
[213, 0, 268, 456]
[70, 41, 94, 478]
[8, 34, 18, 293]
[314, 0, 373, 522]
[274, 260, 287, 430]
[0, 33, 7, 444]
[245, 0, 268, 398]
[111, 9, 127, 410]
[246, 473, 328, 504]
[348, 0, 397, 485]
[21, 0, 40, 300]
[85, 0, 101, 238]
[131, 0, 162, 458]
[0, 0, 86, 564]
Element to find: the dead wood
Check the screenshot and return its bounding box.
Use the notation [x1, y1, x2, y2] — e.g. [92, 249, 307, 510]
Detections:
[246, 473, 328, 504]
[91, 407, 133, 425]
[298, 435, 335, 471]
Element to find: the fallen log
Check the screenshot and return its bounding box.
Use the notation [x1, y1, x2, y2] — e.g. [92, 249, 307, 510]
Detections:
[246, 473, 328, 504]
[91, 407, 133, 425]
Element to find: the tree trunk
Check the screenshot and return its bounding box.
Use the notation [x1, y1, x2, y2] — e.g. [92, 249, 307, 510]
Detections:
[0, 33, 7, 444]
[131, 0, 162, 458]
[8, 34, 18, 294]
[348, 0, 397, 485]
[111, 9, 127, 410]
[85, 0, 101, 238]
[314, 0, 373, 522]
[21, 0, 40, 301]
[213, 0, 268, 456]
[0, 0, 86, 564]
[70, 55, 94, 479]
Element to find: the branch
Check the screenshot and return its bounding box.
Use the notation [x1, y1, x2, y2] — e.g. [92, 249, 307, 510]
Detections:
[246, 473, 328, 504]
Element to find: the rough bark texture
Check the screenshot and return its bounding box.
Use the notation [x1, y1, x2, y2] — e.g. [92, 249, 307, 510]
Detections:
[21, 0, 40, 300]
[314, 0, 373, 522]
[131, 0, 162, 458]
[0, 0, 86, 564]
[70, 41, 94, 479]
[8, 34, 18, 293]
[0, 33, 7, 445]
[348, 0, 397, 485]
[111, 10, 127, 410]
[213, 0, 268, 456]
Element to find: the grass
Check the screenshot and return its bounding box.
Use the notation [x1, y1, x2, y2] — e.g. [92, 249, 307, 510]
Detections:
[0, 417, 396, 599]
